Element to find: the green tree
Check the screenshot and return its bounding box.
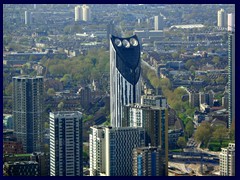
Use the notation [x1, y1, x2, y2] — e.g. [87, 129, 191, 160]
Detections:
[216, 76, 227, 84]
[194, 122, 213, 147]
[47, 88, 55, 96]
[213, 126, 228, 146]
[4, 82, 13, 96]
[177, 136, 187, 150]
[185, 120, 194, 138]
[57, 101, 64, 109]
[212, 56, 220, 65]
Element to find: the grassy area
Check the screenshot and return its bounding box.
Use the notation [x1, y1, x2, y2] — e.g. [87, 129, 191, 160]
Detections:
[208, 139, 234, 151]
[169, 149, 183, 152]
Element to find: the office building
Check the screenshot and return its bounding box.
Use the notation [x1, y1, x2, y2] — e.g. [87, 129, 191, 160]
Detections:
[89, 126, 145, 176]
[89, 126, 106, 176]
[141, 95, 167, 108]
[31, 152, 50, 176]
[49, 111, 83, 176]
[199, 91, 214, 107]
[3, 152, 50, 176]
[220, 143, 235, 176]
[188, 91, 199, 107]
[133, 146, 166, 176]
[123, 104, 168, 175]
[105, 126, 145, 176]
[110, 35, 141, 127]
[13, 76, 44, 153]
[24, 11, 32, 25]
[228, 31, 235, 128]
[74, 5, 82, 21]
[4, 161, 39, 176]
[123, 104, 168, 148]
[217, 9, 227, 28]
[154, 15, 164, 30]
[82, 4, 91, 21]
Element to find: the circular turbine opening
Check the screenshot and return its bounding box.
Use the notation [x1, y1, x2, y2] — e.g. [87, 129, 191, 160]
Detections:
[130, 38, 138, 46]
[122, 39, 130, 48]
[115, 39, 122, 47]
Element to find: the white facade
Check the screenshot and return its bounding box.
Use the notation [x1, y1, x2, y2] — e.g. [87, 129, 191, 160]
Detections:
[228, 13, 235, 32]
[74, 5, 82, 21]
[154, 15, 164, 30]
[50, 111, 83, 176]
[89, 126, 145, 176]
[25, 11, 32, 25]
[220, 143, 235, 176]
[218, 9, 227, 28]
[82, 4, 91, 21]
[89, 126, 106, 176]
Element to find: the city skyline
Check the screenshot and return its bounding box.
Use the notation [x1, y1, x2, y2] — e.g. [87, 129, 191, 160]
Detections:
[3, 4, 235, 176]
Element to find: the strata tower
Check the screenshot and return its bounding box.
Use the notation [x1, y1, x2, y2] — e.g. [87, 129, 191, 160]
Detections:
[110, 35, 141, 127]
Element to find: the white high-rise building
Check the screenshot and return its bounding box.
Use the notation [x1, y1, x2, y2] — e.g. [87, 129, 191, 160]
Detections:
[220, 143, 235, 176]
[89, 126, 106, 176]
[49, 111, 83, 176]
[228, 13, 235, 32]
[25, 11, 32, 25]
[75, 5, 82, 22]
[110, 35, 141, 127]
[89, 126, 145, 176]
[154, 15, 164, 30]
[82, 4, 91, 21]
[218, 9, 227, 28]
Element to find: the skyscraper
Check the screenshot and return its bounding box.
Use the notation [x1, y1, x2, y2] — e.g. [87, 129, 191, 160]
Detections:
[13, 76, 44, 153]
[24, 11, 32, 25]
[217, 9, 227, 28]
[89, 126, 106, 176]
[82, 4, 91, 21]
[49, 111, 83, 176]
[74, 5, 82, 22]
[228, 31, 235, 128]
[228, 13, 235, 32]
[123, 103, 168, 175]
[154, 15, 164, 30]
[89, 126, 145, 176]
[123, 104, 168, 148]
[219, 143, 235, 176]
[110, 35, 141, 127]
[107, 21, 115, 48]
[133, 146, 166, 176]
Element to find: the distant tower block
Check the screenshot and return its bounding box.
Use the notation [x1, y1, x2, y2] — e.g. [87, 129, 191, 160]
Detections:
[75, 5, 82, 22]
[82, 4, 91, 21]
[25, 11, 32, 25]
[154, 15, 164, 30]
[217, 9, 227, 28]
[228, 13, 235, 32]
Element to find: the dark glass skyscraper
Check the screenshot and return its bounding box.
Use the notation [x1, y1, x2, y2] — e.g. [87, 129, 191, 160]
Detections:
[13, 76, 44, 153]
[110, 35, 141, 127]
